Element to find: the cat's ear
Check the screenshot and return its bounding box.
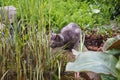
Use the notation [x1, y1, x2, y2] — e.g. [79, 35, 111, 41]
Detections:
[55, 35, 63, 41]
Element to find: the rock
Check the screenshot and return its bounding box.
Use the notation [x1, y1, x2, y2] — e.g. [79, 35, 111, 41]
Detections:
[0, 5, 16, 23]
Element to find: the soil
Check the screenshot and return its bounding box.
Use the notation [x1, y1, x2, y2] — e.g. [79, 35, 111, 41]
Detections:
[84, 30, 119, 51]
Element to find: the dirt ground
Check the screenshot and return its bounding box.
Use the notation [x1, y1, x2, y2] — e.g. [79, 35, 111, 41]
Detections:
[84, 29, 119, 51]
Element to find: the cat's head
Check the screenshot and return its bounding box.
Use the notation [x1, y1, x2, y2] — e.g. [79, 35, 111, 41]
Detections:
[50, 32, 64, 48]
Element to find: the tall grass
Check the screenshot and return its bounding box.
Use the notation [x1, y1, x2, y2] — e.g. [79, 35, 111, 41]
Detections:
[0, 0, 65, 80]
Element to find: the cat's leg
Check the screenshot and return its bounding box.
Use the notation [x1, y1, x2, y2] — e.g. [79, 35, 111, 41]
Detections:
[73, 40, 80, 50]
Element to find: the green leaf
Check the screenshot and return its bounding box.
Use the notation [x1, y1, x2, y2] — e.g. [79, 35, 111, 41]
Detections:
[66, 51, 118, 77]
[101, 74, 117, 80]
[105, 49, 120, 55]
[102, 35, 120, 51]
[116, 57, 120, 72]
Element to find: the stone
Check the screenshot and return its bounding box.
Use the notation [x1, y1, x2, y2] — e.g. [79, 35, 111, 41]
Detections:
[0, 5, 16, 23]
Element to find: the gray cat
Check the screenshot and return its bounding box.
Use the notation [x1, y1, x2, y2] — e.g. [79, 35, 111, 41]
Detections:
[50, 22, 81, 50]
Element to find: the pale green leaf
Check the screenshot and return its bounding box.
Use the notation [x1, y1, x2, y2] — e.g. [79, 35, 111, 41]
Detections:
[66, 51, 118, 77]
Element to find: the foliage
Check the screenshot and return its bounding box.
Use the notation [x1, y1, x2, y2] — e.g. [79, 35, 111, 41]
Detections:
[48, 0, 112, 31]
[47, 0, 120, 35]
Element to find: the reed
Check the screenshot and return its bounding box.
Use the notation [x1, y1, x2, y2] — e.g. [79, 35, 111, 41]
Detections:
[0, 0, 65, 80]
